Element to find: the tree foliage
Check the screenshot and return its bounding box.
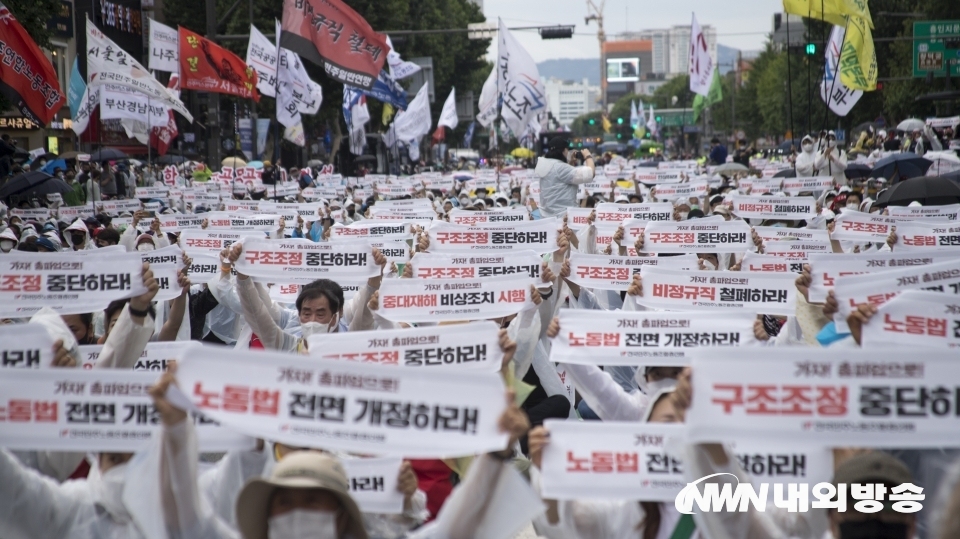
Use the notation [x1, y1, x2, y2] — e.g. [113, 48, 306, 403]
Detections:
[6, 0, 61, 50]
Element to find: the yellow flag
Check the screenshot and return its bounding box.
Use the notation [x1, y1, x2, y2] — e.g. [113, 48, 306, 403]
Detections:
[782, 0, 873, 28]
[382, 103, 395, 125]
[602, 115, 612, 133]
[839, 15, 877, 91]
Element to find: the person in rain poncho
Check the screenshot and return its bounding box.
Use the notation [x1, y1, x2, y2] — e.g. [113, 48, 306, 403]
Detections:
[63, 218, 97, 251]
[535, 136, 596, 218]
[794, 135, 817, 177]
[815, 130, 848, 186]
[0, 226, 18, 252]
[120, 211, 171, 252]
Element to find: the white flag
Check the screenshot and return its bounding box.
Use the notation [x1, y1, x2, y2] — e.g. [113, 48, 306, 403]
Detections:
[438, 87, 459, 130]
[392, 84, 432, 142]
[630, 100, 639, 128]
[646, 104, 657, 135]
[86, 18, 192, 122]
[688, 13, 715, 96]
[476, 66, 498, 127]
[70, 85, 100, 135]
[148, 19, 179, 73]
[497, 19, 546, 138]
[100, 84, 169, 126]
[247, 25, 278, 97]
[820, 25, 862, 117]
[385, 35, 421, 80]
[637, 98, 646, 126]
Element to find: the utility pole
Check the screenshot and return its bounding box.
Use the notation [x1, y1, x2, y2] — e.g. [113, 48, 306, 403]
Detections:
[205, 0, 221, 166]
[585, 0, 606, 110]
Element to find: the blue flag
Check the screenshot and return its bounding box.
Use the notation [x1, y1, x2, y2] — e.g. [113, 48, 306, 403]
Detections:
[463, 121, 476, 148]
[347, 70, 408, 110]
[68, 58, 85, 116]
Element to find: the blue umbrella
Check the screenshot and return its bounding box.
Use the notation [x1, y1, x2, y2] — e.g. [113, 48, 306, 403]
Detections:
[246, 160, 264, 170]
[41, 159, 67, 174]
[869, 152, 932, 183]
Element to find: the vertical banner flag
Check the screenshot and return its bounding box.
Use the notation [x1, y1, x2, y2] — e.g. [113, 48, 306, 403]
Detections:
[391, 84, 431, 143]
[688, 13, 715, 97]
[68, 58, 86, 117]
[476, 66, 498, 127]
[246, 25, 279, 96]
[0, 2, 65, 126]
[280, 0, 388, 91]
[86, 19, 193, 122]
[385, 35, 420, 80]
[839, 14, 877, 91]
[148, 19, 180, 73]
[497, 19, 546, 138]
[821, 25, 862, 116]
[179, 27, 259, 100]
[438, 87, 459, 130]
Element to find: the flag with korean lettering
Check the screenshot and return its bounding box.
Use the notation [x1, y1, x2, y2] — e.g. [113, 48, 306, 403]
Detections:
[179, 27, 259, 101]
[410, 251, 542, 281]
[0, 252, 149, 316]
[247, 25, 279, 96]
[643, 217, 751, 253]
[0, 368, 252, 451]
[731, 195, 817, 221]
[0, 2, 65, 126]
[0, 324, 53, 369]
[428, 218, 559, 255]
[861, 290, 960, 349]
[540, 420, 686, 501]
[895, 221, 960, 252]
[687, 348, 960, 447]
[280, 0, 387, 91]
[377, 276, 537, 323]
[308, 322, 503, 372]
[637, 267, 797, 316]
[496, 19, 546, 138]
[235, 238, 379, 281]
[148, 19, 179, 73]
[173, 344, 509, 457]
[820, 25, 862, 117]
[550, 309, 756, 367]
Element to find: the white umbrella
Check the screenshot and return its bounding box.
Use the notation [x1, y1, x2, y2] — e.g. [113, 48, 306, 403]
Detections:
[923, 151, 960, 176]
[897, 118, 925, 132]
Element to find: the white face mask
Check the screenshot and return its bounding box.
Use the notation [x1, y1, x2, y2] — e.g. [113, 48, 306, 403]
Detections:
[802, 143, 813, 152]
[677, 212, 689, 221]
[635, 371, 678, 396]
[828, 140, 837, 148]
[268, 509, 338, 539]
[701, 258, 718, 271]
[846, 202, 858, 210]
[136, 242, 155, 252]
[0, 240, 14, 252]
[300, 314, 339, 339]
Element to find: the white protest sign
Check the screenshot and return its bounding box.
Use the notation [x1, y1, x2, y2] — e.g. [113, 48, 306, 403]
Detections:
[762, 240, 832, 259]
[96, 199, 143, 215]
[174, 345, 509, 457]
[634, 170, 684, 184]
[134, 186, 170, 199]
[330, 222, 414, 241]
[0, 368, 253, 452]
[567, 253, 696, 290]
[367, 240, 411, 265]
[11, 208, 52, 220]
[371, 199, 434, 211]
[741, 253, 806, 274]
[236, 239, 379, 281]
[895, 221, 960, 252]
[807, 252, 960, 303]
[411, 251, 542, 280]
[0, 325, 53, 368]
[832, 210, 898, 242]
[377, 276, 536, 323]
[428, 218, 558, 255]
[448, 208, 529, 226]
[781, 176, 836, 195]
[861, 290, 960, 349]
[368, 208, 436, 223]
[834, 258, 960, 324]
[687, 348, 960, 447]
[888, 204, 960, 221]
[309, 322, 503, 372]
[258, 202, 324, 223]
[650, 182, 709, 201]
[179, 230, 261, 255]
[752, 226, 830, 244]
[550, 309, 755, 366]
[740, 177, 782, 195]
[78, 342, 194, 371]
[0, 253, 148, 315]
[341, 457, 405, 514]
[148, 19, 179, 72]
[594, 203, 674, 226]
[158, 213, 205, 232]
[565, 208, 595, 231]
[540, 421, 686, 501]
[643, 218, 751, 253]
[186, 254, 226, 283]
[637, 267, 797, 316]
[731, 195, 817, 220]
[58, 205, 96, 223]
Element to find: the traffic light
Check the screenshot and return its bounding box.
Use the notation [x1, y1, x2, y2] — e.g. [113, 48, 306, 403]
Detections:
[805, 43, 816, 55]
[589, 118, 595, 125]
[616, 133, 622, 139]
[655, 115, 662, 123]
[539, 26, 574, 39]
[617, 117, 624, 125]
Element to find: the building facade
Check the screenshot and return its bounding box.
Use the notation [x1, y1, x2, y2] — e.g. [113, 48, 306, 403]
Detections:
[544, 78, 601, 128]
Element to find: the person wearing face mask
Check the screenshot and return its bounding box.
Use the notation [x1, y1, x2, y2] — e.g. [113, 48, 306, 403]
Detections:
[61, 312, 99, 345]
[815, 130, 848, 187]
[0, 226, 18, 253]
[536, 136, 596, 218]
[120, 211, 170, 252]
[63, 217, 96, 250]
[795, 135, 817, 177]
[697, 253, 719, 271]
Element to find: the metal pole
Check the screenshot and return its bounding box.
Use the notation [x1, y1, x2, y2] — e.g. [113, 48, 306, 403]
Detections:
[205, 0, 221, 167]
[249, 0, 258, 160]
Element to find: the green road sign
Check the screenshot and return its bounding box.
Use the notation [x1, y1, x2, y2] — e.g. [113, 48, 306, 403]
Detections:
[913, 20, 960, 78]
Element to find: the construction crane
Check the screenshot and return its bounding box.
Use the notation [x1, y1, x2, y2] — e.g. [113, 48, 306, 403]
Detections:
[584, 0, 606, 109]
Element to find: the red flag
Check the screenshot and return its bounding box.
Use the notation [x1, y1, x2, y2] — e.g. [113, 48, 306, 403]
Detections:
[431, 126, 445, 144]
[0, 3, 64, 126]
[280, 0, 387, 91]
[150, 76, 179, 156]
[179, 27, 259, 101]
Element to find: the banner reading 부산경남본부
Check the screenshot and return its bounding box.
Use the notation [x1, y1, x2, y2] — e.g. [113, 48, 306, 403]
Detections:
[172, 344, 509, 457]
[549, 309, 756, 366]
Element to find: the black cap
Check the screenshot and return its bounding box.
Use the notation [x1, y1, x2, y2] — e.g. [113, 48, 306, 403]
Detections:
[547, 136, 570, 152]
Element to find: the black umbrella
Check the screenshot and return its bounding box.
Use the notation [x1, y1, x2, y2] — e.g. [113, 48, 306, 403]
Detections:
[773, 168, 797, 178]
[845, 163, 872, 180]
[940, 170, 960, 186]
[869, 152, 932, 183]
[775, 139, 800, 154]
[875, 176, 960, 207]
[89, 147, 129, 162]
[157, 154, 187, 165]
[0, 171, 71, 200]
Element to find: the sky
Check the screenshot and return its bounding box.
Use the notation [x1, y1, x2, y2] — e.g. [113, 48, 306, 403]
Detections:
[480, 0, 775, 61]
